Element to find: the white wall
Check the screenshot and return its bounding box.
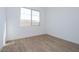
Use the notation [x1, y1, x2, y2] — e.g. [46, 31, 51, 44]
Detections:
[6, 7, 46, 40]
[0, 8, 6, 48]
[46, 7, 79, 44]
[6, 7, 79, 44]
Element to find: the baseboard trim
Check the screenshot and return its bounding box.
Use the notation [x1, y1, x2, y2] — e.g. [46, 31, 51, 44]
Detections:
[47, 34, 79, 45]
[6, 34, 47, 43]
[6, 34, 79, 45]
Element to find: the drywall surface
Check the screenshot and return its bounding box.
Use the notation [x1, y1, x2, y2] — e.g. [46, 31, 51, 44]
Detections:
[6, 7, 45, 40]
[46, 7, 79, 44]
[0, 8, 6, 48]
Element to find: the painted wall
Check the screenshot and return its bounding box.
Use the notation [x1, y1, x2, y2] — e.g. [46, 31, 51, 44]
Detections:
[6, 7, 46, 40]
[0, 8, 6, 48]
[46, 7, 79, 44]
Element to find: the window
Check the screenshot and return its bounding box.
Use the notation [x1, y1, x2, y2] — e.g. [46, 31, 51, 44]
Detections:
[20, 8, 31, 27]
[20, 8, 40, 27]
[32, 10, 40, 25]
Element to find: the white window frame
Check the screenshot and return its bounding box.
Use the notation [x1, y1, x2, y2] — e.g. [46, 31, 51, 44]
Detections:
[31, 9, 40, 26]
[20, 8, 40, 27]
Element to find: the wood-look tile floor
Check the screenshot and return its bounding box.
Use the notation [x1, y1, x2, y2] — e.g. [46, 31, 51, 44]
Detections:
[1, 34, 79, 52]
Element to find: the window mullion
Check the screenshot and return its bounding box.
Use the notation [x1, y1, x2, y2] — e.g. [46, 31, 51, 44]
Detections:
[31, 10, 32, 26]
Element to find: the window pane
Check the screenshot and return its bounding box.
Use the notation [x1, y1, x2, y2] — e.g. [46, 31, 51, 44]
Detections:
[32, 10, 40, 25]
[20, 8, 31, 27]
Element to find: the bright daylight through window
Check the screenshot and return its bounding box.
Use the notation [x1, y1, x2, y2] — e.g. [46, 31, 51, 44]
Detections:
[20, 8, 40, 27]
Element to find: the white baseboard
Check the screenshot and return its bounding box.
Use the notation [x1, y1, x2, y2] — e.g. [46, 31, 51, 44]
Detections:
[6, 33, 79, 45]
[48, 34, 79, 45]
[6, 34, 46, 42]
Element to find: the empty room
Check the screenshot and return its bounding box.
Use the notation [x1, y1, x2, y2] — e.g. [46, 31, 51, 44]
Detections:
[0, 7, 79, 52]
